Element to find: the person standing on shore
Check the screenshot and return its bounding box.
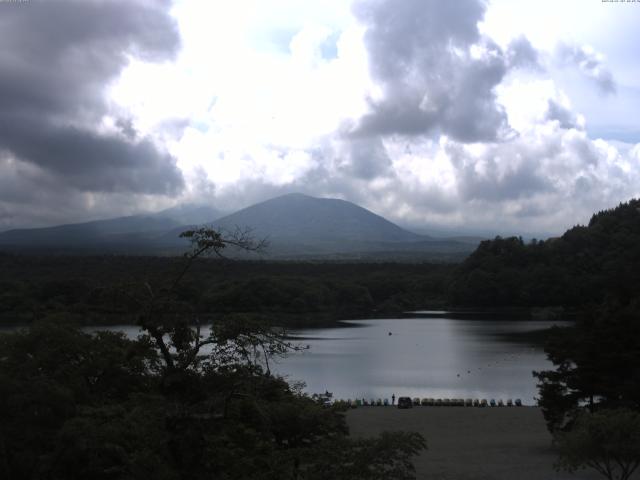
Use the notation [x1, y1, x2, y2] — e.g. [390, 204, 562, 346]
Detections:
[392, 394, 396, 405]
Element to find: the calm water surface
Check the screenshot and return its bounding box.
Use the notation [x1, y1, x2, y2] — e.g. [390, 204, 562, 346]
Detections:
[9, 316, 568, 405]
[272, 317, 568, 405]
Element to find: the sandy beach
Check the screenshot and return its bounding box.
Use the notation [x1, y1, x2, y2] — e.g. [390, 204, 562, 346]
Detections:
[346, 407, 614, 480]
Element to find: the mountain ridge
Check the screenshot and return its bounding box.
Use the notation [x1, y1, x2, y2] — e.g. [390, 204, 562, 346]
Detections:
[0, 193, 478, 259]
[212, 193, 425, 243]
[0, 204, 222, 248]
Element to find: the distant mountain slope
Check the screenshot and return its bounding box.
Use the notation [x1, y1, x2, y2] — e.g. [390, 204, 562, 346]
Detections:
[0, 193, 477, 259]
[159, 193, 477, 259]
[0, 204, 221, 248]
[212, 193, 424, 244]
[0, 217, 176, 247]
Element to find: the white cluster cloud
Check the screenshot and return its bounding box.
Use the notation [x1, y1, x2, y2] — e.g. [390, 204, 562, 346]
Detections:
[1, 0, 639, 236]
[556, 43, 616, 94]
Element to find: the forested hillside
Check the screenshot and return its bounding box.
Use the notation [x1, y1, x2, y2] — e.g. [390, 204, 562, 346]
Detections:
[449, 199, 640, 308]
[0, 255, 452, 327]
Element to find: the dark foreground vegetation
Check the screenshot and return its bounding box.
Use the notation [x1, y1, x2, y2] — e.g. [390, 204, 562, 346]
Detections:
[0, 229, 426, 480]
[0, 321, 426, 479]
[1, 199, 640, 479]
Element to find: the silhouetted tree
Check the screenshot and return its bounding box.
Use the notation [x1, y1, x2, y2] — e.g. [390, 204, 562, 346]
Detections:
[0, 227, 426, 479]
[534, 301, 640, 432]
[555, 409, 640, 480]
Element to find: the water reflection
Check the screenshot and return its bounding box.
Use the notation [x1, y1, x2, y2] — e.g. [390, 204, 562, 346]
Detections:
[274, 318, 569, 404]
[80, 317, 567, 404]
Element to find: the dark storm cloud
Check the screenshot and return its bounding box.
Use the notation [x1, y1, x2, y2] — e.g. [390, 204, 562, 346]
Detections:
[0, 152, 176, 230]
[0, 0, 184, 197]
[352, 0, 512, 143]
[0, 0, 179, 114]
[115, 118, 138, 140]
[2, 121, 183, 194]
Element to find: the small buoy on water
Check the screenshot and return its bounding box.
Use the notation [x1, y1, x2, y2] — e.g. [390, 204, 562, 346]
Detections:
[388, 332, 392, 336]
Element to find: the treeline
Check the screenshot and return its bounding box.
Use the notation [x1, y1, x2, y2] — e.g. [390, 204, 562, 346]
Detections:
[0, 226, 431, 480]
[4, 199, 640, 327]
[0, 307, 425, 480]
[0, 255, 453, 327]
[446, 199, 640, 442]
[449, 199, 640, 308]
[0, 229, 431, 479]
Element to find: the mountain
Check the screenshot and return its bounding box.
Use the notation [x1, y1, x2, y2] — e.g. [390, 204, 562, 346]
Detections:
[0, 193, 478, 259]
[215, 193, 423, 243]
[0, 204, 221, 250]
[161, 193, 476, 259]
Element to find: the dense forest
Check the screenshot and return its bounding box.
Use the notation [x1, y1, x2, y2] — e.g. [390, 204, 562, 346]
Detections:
[445, 200, 640, 479]
[0, 229, 427, 480]
[1, 200, 640, 479]
[449, 199, 640, 309]
[2, 199, 639, 327]
[0, 311, 426, 480]
[0, 255, 453, 327]
[447, 200, 640, 455]
[3, 200, 640, 328]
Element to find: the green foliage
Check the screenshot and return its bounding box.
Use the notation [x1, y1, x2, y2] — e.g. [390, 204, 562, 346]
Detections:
[0, 322, 159, 479]
[554, 409, 640, 480]
[534, 301, 640, 432]
[0, 228, 426, 479]
[0, 255, 453, 327]
[0, 320, 426, 479]
[49, 400, 174, 480]
[449, 199, 640, 308]
[446, 198, 640, 480]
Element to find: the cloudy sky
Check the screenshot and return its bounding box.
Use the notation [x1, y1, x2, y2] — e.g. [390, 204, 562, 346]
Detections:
[1, 0, 639, 236]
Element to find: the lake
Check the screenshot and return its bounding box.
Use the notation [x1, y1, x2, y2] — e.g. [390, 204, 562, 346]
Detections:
[45, 315, 568, 405]
[272, 317, 568, 405]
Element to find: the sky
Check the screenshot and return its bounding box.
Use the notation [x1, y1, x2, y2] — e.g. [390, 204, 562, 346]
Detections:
[1, 0, 639, 237]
